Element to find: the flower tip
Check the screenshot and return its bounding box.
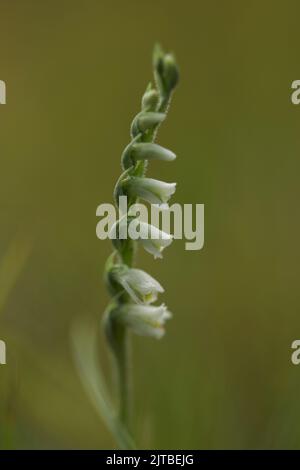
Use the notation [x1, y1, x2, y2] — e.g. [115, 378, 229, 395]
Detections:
[166, 149, 176, 161]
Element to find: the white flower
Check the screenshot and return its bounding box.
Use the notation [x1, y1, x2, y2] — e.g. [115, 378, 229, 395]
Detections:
[128, 220, 173, 259]
[125, 177, 176, 206]
[116, 303, 172, 339]
[115, 267, 164, 304]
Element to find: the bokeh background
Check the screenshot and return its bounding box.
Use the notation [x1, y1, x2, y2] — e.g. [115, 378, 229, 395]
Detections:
[1, 0, 300, 449]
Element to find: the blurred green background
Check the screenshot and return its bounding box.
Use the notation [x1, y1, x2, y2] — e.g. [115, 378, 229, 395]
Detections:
[1, 0, 300, 449]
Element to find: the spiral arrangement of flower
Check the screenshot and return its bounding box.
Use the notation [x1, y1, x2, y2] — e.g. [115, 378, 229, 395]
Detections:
[102, 45, 179, 439]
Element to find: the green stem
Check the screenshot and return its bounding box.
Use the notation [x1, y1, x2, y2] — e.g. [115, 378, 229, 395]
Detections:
[111, 309, 132, 432]
[115, 241, 134, 431]
[118, 326, 132, 428]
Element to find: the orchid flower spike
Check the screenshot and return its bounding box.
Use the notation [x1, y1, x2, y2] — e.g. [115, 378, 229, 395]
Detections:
[75, 45, 180, 449]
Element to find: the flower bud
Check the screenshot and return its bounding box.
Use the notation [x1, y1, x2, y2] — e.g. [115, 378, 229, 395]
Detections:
[153, 44, 179, 96]
[131, 143, 176, 162]
[131, 112, 166, 138]
[163, 53, 179, 92]
[141, 88, 159, 111]
[122, 142, 176, 169]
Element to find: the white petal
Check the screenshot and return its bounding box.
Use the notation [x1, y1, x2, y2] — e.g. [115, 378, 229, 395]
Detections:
[127, 269, 164, 294]
[140, 239, 163, 259]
